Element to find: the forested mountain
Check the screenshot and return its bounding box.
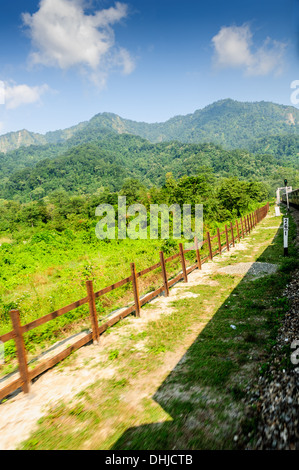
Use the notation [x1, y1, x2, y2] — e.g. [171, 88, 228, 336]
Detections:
[0, 120, 91, 154]
[248, 134, 299, 165]
[0, 128, 116, 182]
[0, 98, 299, 202]
[1, 133, 298, 202]
[0, 129, 47, 154]
[99, 99, 299, 149]
[1, 99, 299, 154]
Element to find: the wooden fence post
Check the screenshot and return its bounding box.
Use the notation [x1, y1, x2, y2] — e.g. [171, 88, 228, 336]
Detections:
[225, 225, 230, 251]
[236, 220, 240, 243]
[179, 243, 188, 283]
[240, 218, 244, 238]
[86, 280, 100, 344]
[10, 310, 30, 394]
[194, 236, 202, 269]
[207, 232, 213, 260]
[159, 251, 169, 297]
[131, 263, 141, 317]
[247, 215, 251, 234]
[217, 228, 222, 255]
[230, 222, 235, 247]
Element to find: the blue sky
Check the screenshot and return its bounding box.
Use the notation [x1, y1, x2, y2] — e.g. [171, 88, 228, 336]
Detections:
[0, 0, 298, 135]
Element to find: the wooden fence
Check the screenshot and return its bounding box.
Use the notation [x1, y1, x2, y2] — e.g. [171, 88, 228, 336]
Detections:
[0, 203, 270, 401]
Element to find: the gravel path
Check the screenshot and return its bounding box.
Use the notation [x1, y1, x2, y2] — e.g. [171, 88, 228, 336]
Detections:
[218, 261, 278, 278]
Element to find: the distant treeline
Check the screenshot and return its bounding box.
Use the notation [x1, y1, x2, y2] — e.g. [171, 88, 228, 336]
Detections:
[0, 171, 269, 236]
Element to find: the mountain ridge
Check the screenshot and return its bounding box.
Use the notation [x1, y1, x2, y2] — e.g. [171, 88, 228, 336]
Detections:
[1, 98, 299, 153]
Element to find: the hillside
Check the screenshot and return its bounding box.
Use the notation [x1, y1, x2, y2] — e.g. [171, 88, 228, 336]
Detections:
[1, 133, 298, 202]
[248, 134, 299, 166]
[1, 98, 299, 202]
[93, 99, 299, 149]
[1, 99, 299, 154]
[0, 130, 47, 154]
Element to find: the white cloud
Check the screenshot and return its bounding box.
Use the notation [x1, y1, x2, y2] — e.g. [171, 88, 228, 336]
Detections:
[4, 83, 49, 109]
[212, 24, 286, 76]
[117, 47, 135, 75]
[22, 0, 135, 87]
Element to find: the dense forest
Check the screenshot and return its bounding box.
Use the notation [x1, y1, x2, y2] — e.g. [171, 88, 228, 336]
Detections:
[0, 172, 269, 236]
[0, 99, 298, 205]
[0, 133, 298, 203]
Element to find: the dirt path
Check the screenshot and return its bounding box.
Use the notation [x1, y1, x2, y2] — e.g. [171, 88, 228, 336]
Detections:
[0, 211, 280, 450]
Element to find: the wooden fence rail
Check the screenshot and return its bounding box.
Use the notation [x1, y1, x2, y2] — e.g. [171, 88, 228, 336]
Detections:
[0, 204, 270, 402]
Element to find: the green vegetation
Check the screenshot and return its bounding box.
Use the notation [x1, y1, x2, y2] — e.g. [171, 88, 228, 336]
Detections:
[1, 99, 299, 202]
[0, 133, 298, 202]
[0, 171, 269, 368]
[18, 206, 298, 450]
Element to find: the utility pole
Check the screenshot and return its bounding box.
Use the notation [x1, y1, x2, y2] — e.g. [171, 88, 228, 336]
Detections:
[283, 217, 289, 257]
[284, 179, 289, 212]
[283, 179, 289, 256]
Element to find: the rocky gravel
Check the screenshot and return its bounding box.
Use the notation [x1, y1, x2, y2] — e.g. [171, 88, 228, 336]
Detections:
[218, 261, 278, 279]
[243, 273, 299, 450]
